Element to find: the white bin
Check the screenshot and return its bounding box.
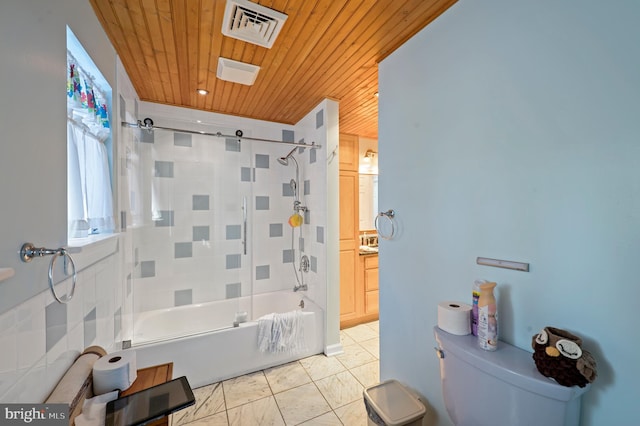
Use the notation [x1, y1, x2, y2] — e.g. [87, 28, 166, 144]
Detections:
[363, 380, 426, 426]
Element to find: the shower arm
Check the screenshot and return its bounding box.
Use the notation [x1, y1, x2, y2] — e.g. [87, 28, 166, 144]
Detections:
[122, 120, 322, 150]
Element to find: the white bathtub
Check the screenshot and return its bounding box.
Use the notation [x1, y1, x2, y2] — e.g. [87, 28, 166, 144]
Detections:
[132, 291, 324, 388]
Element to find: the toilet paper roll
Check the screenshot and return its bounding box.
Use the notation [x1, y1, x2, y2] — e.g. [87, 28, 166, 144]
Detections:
[92, 350, 137, 395]
[438, 301, 472, 335]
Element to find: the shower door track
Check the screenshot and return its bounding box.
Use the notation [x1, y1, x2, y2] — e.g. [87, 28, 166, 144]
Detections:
[122, 119, 322, 149]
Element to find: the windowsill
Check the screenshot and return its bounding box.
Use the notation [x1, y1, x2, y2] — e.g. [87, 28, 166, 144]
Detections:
[68, 233, 118, 251]
[0, 268, 15, 283]
[66, 233, 119, 272]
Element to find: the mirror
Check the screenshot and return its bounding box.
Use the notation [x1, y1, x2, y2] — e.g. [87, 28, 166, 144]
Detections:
[359, 173, 378, 230]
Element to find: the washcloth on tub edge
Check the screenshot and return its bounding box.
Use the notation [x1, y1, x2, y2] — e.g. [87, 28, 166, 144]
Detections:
[258, 310, 306, 354]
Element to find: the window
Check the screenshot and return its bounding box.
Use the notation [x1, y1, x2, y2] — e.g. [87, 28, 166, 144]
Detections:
[66, 27, 114, 239]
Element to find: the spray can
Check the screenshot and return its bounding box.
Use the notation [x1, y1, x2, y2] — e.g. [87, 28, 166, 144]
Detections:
[477, 281, 498, 351]
[471, 280, 485, 336]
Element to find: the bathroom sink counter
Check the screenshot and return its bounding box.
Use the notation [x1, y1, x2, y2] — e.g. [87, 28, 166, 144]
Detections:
[359, 245, 379, 255]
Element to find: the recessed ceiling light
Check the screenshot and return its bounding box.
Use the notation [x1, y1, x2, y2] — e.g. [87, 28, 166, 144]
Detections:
[197, 89, 209, 95]
[374, 92, 379, 97]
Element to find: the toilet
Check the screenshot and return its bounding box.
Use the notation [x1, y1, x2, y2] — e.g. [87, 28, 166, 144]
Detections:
[434, 327, 590, 426]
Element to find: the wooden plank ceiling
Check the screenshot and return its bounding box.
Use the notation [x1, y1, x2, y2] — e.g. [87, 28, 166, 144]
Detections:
[90, 0, 456, 139]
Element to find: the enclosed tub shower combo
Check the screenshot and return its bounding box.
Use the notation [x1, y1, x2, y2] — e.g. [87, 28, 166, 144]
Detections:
[120, 116, 326, 387]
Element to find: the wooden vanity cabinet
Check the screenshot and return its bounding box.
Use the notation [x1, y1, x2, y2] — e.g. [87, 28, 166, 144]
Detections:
[339, 133, 379, 329]
[339, 133, 361, 326]
[363, 254, 379, 315]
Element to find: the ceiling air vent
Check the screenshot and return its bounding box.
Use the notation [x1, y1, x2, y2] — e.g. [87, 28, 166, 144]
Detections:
[217, 58, 260, 85]
[222, 0, 288, 49]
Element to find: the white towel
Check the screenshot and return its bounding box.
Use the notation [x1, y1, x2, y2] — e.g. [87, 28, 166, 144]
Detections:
[258, 310, 305, 354]
[73, 390, 118, 426]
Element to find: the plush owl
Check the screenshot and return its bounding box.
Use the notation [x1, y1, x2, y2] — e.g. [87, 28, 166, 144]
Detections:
[531, 326, 597, 388]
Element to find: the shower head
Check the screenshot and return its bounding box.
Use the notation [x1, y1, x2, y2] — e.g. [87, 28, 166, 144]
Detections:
[278, 147, 298, 166]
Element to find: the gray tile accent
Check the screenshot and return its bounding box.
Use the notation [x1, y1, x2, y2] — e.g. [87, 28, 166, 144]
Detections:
[174, 289, 192, 306]
[84, 307, 96, 348]
[283, 249, 294, 263]
[135, 248, 139, 266]
[304, 210, 311, 225]
[140, 261, 155, 278]
[193, 195, 210, 210]
[174, 133, 192, 147]
[45, 302, 67, 352]
[282, 130, 295, 143]
[310, 256, 318, 273]
[226, 254, 241, 269]
[255, 196, 269, 210]
[120, 210, 127, 231]
[304, 180, 310, 195]
[317, 226, 325, 244]
[226, 138, 241, 152]
[154, 210, 174, 227]
[193, 226, 210, 241]
[119, 95, 126, 121]
[282, 183, 295, 197]
[269, 223, 283, 237]
[140, 128, 154, 143]
[256, 265, 270, 280]
[255, 154, 269, 169]
[316, 110, 324, 128]
[310, 148, 317, 164]
[127, 273, 132, 296]
[226, 225, 241, 240]
[175, 242, 193, 258]
[114, 307, 122, 339]
[241, 167, 253, 182]
[299, 237, 305, 252]
[226, 283, 241, 299]
[155, 161, 174, 178]
[130, 189, 136, 211]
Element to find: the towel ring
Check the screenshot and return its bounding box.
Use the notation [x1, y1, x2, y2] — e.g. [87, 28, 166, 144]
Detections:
[375, 209, 396, 240]
[20, 243, 77, 304]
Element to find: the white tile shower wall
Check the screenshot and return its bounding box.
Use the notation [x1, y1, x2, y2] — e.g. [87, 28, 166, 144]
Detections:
[131, 101, 329, 318]
[116, 55, 141, 344]
[293, 101, 329, 312]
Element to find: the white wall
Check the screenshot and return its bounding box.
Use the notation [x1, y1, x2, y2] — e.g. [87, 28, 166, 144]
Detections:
[0, 0, 125, 402]
[378, 0, 640, 425]
[0, 0, 116, 312]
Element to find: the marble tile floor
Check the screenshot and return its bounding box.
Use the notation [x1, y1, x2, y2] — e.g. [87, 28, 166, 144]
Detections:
[173, 321, 380, 426]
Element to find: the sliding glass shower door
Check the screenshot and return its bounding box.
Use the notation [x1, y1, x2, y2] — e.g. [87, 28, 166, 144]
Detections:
[128, 127, 255, 344]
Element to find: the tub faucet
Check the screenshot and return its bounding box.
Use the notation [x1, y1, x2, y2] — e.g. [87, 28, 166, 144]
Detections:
[294, 283, 308, 292]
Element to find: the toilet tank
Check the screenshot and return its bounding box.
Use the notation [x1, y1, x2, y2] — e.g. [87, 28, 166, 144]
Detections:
[434, 327, 589, 426]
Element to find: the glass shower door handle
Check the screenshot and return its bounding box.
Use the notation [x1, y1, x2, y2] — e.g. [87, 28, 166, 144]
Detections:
[242, 196, 247, 255]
